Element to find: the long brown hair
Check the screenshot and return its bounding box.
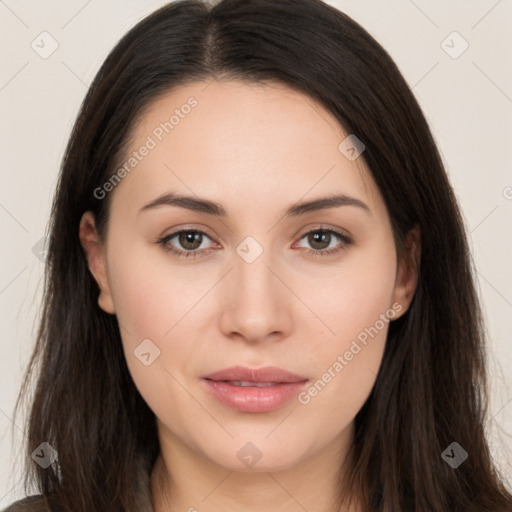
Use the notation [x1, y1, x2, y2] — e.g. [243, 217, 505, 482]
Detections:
[11, 0, 512, 510]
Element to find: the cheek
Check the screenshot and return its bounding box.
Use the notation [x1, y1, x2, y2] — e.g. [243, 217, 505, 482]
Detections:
[106, 244, 208, 424]
[106, 240, 209, 341]
[105, 239, 218, 387]
[294, 236, 397, 415]
[303, 231, 397, 345]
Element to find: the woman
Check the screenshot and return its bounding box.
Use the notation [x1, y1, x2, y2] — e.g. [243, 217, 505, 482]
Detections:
[5, 0, 512, 510]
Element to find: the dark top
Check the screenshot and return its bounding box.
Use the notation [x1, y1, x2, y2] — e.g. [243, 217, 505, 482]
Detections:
[2, 452, 154, 511]
[2, 495, 63, 512]
[3, 485, 153, 511]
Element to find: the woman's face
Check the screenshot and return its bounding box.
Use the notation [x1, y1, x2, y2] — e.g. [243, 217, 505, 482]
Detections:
[80, 80, 417, 473]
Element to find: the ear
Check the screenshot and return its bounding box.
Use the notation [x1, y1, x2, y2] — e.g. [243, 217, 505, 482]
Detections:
[391, 224, 421, 320]
[79, 211, 115, 314]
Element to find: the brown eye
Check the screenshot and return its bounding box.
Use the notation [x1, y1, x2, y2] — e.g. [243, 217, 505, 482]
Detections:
[158, 229, 216, 260]
[177, 230, 204, 251]
[158, 226, 352, 261]
[306, 231, 333, 250]
[295, 228, 352, 257]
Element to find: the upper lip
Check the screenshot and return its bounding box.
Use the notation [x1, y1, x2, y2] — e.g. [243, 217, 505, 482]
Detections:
[203, 366, 308, 383]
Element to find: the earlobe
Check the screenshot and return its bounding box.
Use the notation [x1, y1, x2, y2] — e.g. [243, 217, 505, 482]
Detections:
[392, 224, 421, 319]
[78, 211, 116, 314]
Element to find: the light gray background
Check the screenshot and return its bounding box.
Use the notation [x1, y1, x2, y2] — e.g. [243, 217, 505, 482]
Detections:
[1, 0, 511, 505]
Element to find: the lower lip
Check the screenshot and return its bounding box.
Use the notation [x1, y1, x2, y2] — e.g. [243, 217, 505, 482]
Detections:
[202, 379, 309, 413]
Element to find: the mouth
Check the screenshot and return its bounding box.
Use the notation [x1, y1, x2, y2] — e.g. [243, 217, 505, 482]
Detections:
[201, 366, 309, 413]
[202, 365, 308, 383]
[220, 380, 284, 387]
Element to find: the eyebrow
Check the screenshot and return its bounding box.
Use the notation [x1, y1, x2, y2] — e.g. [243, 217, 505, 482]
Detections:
[138, 191, 371, 218]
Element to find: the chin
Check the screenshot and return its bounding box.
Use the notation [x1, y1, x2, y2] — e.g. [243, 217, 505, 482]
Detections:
[204, 440, 307, 474]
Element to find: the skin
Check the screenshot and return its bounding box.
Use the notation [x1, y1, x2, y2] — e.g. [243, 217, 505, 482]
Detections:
[79, 80, 420, 512]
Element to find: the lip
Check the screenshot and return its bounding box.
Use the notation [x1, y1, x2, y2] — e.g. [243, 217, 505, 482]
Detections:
[203, 365, 308, 383]
[201, 366, 309, 413]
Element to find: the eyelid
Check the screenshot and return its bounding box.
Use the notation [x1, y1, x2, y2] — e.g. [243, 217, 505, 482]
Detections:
[294, 223, 351, 241]
[159, 224, 217, 242]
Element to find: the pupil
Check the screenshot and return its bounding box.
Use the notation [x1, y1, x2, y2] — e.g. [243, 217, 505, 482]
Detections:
[180, 231, 201, 249]
[310, 231, 329, 250]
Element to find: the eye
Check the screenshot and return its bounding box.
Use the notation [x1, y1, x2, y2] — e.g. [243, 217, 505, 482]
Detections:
[294, 228, 352, 257]
[157, 226, 352, 260]
[157, 229, 216, 259]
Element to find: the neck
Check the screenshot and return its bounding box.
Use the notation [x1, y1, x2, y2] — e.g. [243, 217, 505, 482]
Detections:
[150, 422, 361, 512]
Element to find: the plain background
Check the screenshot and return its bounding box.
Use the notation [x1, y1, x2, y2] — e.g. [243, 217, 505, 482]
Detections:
[1, 0, 511, 505]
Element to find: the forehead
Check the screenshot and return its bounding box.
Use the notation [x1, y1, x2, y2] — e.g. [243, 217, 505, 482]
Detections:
[110, 79, 385, 221]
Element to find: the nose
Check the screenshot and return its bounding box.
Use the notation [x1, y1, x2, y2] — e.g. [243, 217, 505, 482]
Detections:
[218, 244, 294, 344]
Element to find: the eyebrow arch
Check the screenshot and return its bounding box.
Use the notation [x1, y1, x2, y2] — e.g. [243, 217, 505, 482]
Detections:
[138, 191, 371, 218]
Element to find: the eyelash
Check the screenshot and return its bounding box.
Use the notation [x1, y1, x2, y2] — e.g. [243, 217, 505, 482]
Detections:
[157, 226, 352, 260]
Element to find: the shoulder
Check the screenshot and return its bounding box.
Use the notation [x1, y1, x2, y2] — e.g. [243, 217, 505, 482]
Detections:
[2, 494, 63, 512]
